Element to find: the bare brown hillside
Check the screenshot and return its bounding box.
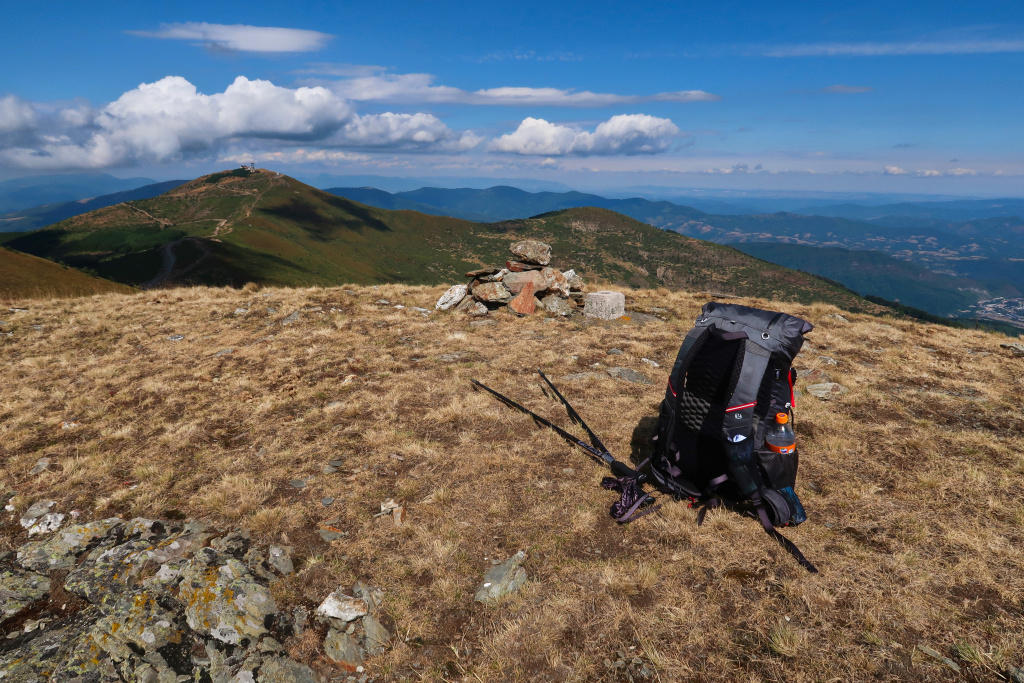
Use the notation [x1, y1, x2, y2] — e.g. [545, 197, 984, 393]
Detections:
[1, 285, 1021, 681]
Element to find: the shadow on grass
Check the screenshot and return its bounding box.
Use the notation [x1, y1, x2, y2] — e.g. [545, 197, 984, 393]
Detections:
[260, 195, 391, 241]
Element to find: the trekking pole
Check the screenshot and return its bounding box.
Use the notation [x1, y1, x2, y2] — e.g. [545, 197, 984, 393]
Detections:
[470, 374, 659, 522]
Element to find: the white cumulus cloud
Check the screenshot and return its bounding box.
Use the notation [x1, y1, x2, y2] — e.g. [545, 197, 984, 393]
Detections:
[129, 22, 332, 53]
[0, 76, 478, 170]
[915, 169, 942, 177]
[0, 95, 38, 132]
[489, 115, 680, 156]
[946, 167, 978, 176]
[884, 165, 907, 175]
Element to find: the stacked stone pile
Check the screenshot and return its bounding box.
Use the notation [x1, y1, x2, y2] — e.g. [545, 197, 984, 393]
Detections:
[435, 240, 586, 318]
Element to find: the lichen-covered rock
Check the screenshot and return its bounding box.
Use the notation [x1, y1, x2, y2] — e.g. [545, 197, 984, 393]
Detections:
[20, 499, 65, 536]
[472, 281, 513, 303]
[210, 529, 251, 558]
[362, 613, 390, 655]
[0, 564, 50, 619]
[180, 558, 277, 645]
[540, 295, 572, 317]
[435, 284, 468, 311]
[455, 296, 489, 316]
[353, 581, 384, 611]
[474, 550, 528, 604]
[267, 545, 294, 575]
[323, 628, 365, 670]
[510, 240, 551, 266]
[258, 656, 319, 682]
[17, 517, 123, 572]
[503, 269, 546, 295]
[563, 269, 585, 292]
[540, 267, 570, 297]
[0, 618, 92, 681]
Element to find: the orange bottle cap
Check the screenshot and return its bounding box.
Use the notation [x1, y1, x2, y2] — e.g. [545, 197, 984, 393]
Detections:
[776, 412, 789, 424]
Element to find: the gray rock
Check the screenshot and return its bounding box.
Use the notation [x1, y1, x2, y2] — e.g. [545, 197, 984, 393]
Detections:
[819, 356, 838, 365]
[289, 479, 306, 488]
[281, 311, 300, 325]
[606, 367, 653, 385]
[829, 313, 849, 323]
[1008, 666, 1024, 683]
[29, 457, 50, 475]
[509, 240, 552, 266]
[0, 619, 91, 681]
[353, 581, 384, 611]
[540, 267, 570, 297]
[607, 348, 623, 355]
[20, 499, 66, 536]
[258, 656, 319, 682]
[562, 269, 585, 291]
[362, 613, 390, 655]
[316, 590, 368, 624]
[437, 351, 471, 362]
[267, 545, 294, 575]
[214, 348, 233, 356]
[563, 372, 608, 382]
[180, 558, 277, 644]
[435, 284, 468, 311]
[456, 297, 490, 316]
[329, 459, 344, 467]
[475, 550, 528, 604]
[322, 497, 335, 507]
[584, 291, 626, 320]
[324, 629, 365, 669]
[0, 565, 51, 618]
[323, 465, 338, 474]
[502, 270, 546, 295]
[465, 267, 501, 278]
[540, 294, 572, 317]
[167, 334, 185, 341]
[210, 530, 251, 558]
[1001, 342, 1024, 358]
[917, 644, 961, 673]
[806, 382, 848, 399]
[17, 517, 123, 572]
[318, 528, 346, 542]
[796, 367, 830, 384]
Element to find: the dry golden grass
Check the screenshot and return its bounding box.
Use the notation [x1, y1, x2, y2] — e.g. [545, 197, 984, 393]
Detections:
[1, 283, 1022, 681]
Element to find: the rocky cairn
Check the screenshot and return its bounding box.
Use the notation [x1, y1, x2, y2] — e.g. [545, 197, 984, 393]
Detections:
[435, 241, 585, 318]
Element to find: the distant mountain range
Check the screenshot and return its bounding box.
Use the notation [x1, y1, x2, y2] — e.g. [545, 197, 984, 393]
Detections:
[326, 185, 1024, 310]
[0, 180, 187, 232]
[0, 168, 876, 313]
[0, 173, 156, 213]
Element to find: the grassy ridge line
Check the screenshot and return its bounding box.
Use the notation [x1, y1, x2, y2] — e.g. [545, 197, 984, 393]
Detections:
[0, 284, 1021, 680]
[4, 170, 883, 315]
[0, 246, 135, 300]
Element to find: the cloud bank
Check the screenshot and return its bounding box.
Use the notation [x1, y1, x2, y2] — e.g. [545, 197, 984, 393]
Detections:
[490, 115, 680, 156]
[764, 39, 1024, 57]
[325, 72, 719, 107]
[129, 22, 332, 53]
[0, 76, 478, 169]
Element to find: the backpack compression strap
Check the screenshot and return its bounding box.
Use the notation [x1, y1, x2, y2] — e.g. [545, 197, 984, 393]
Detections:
[752, 492, 820, 573]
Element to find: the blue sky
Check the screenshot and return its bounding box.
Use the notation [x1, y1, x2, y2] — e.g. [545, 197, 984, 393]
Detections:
[0, 0, 1021, 195]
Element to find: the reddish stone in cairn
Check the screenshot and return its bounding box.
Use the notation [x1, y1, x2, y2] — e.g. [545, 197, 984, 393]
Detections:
[508, 282, 537, 316]
[506, 260, 542, 272]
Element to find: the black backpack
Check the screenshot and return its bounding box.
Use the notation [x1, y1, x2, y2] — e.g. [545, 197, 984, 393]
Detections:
[649, 302, 818, 572]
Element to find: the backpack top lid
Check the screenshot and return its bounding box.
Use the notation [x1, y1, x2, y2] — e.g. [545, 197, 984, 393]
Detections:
[697, 302, 813, 363]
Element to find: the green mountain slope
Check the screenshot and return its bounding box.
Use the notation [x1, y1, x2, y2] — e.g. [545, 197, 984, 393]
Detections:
[0, 180, 187, 233]
[0, 246, 135, 299]
[731, 243, 988, 316]
[3, 169, 877, 310]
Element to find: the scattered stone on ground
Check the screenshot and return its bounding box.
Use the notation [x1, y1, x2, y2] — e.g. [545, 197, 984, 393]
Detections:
[437, 351, 471, 362]
[289, 478, 307, 488]
[474, 550, 528, 604]
[796, 367, 831, 384]
[563, 371, 609, 382]
[455, 297, 489, 316]
[29, 457, 50, 475]
[167, 334, 185, 341]
[819, 356, 838, 365]
[329, 459, 344, 467]
[606, 367, 654, 385]
[0, 514, 327, 682]
[435, 284, 467, 310]
[916, 644, 961, 673]
[322, 497, 335, 506]
[607, 348, 623, 355]
[470, 318, 497, 327]
[214, 348, 233, 356]
[1001, 342, 1024, 357]
[805, 382, 848, 399]
[641, 358, 660, 368]
[281, 311, 300, 325]
[19, 499, 65, 536]
[585, 291, 626, 320]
